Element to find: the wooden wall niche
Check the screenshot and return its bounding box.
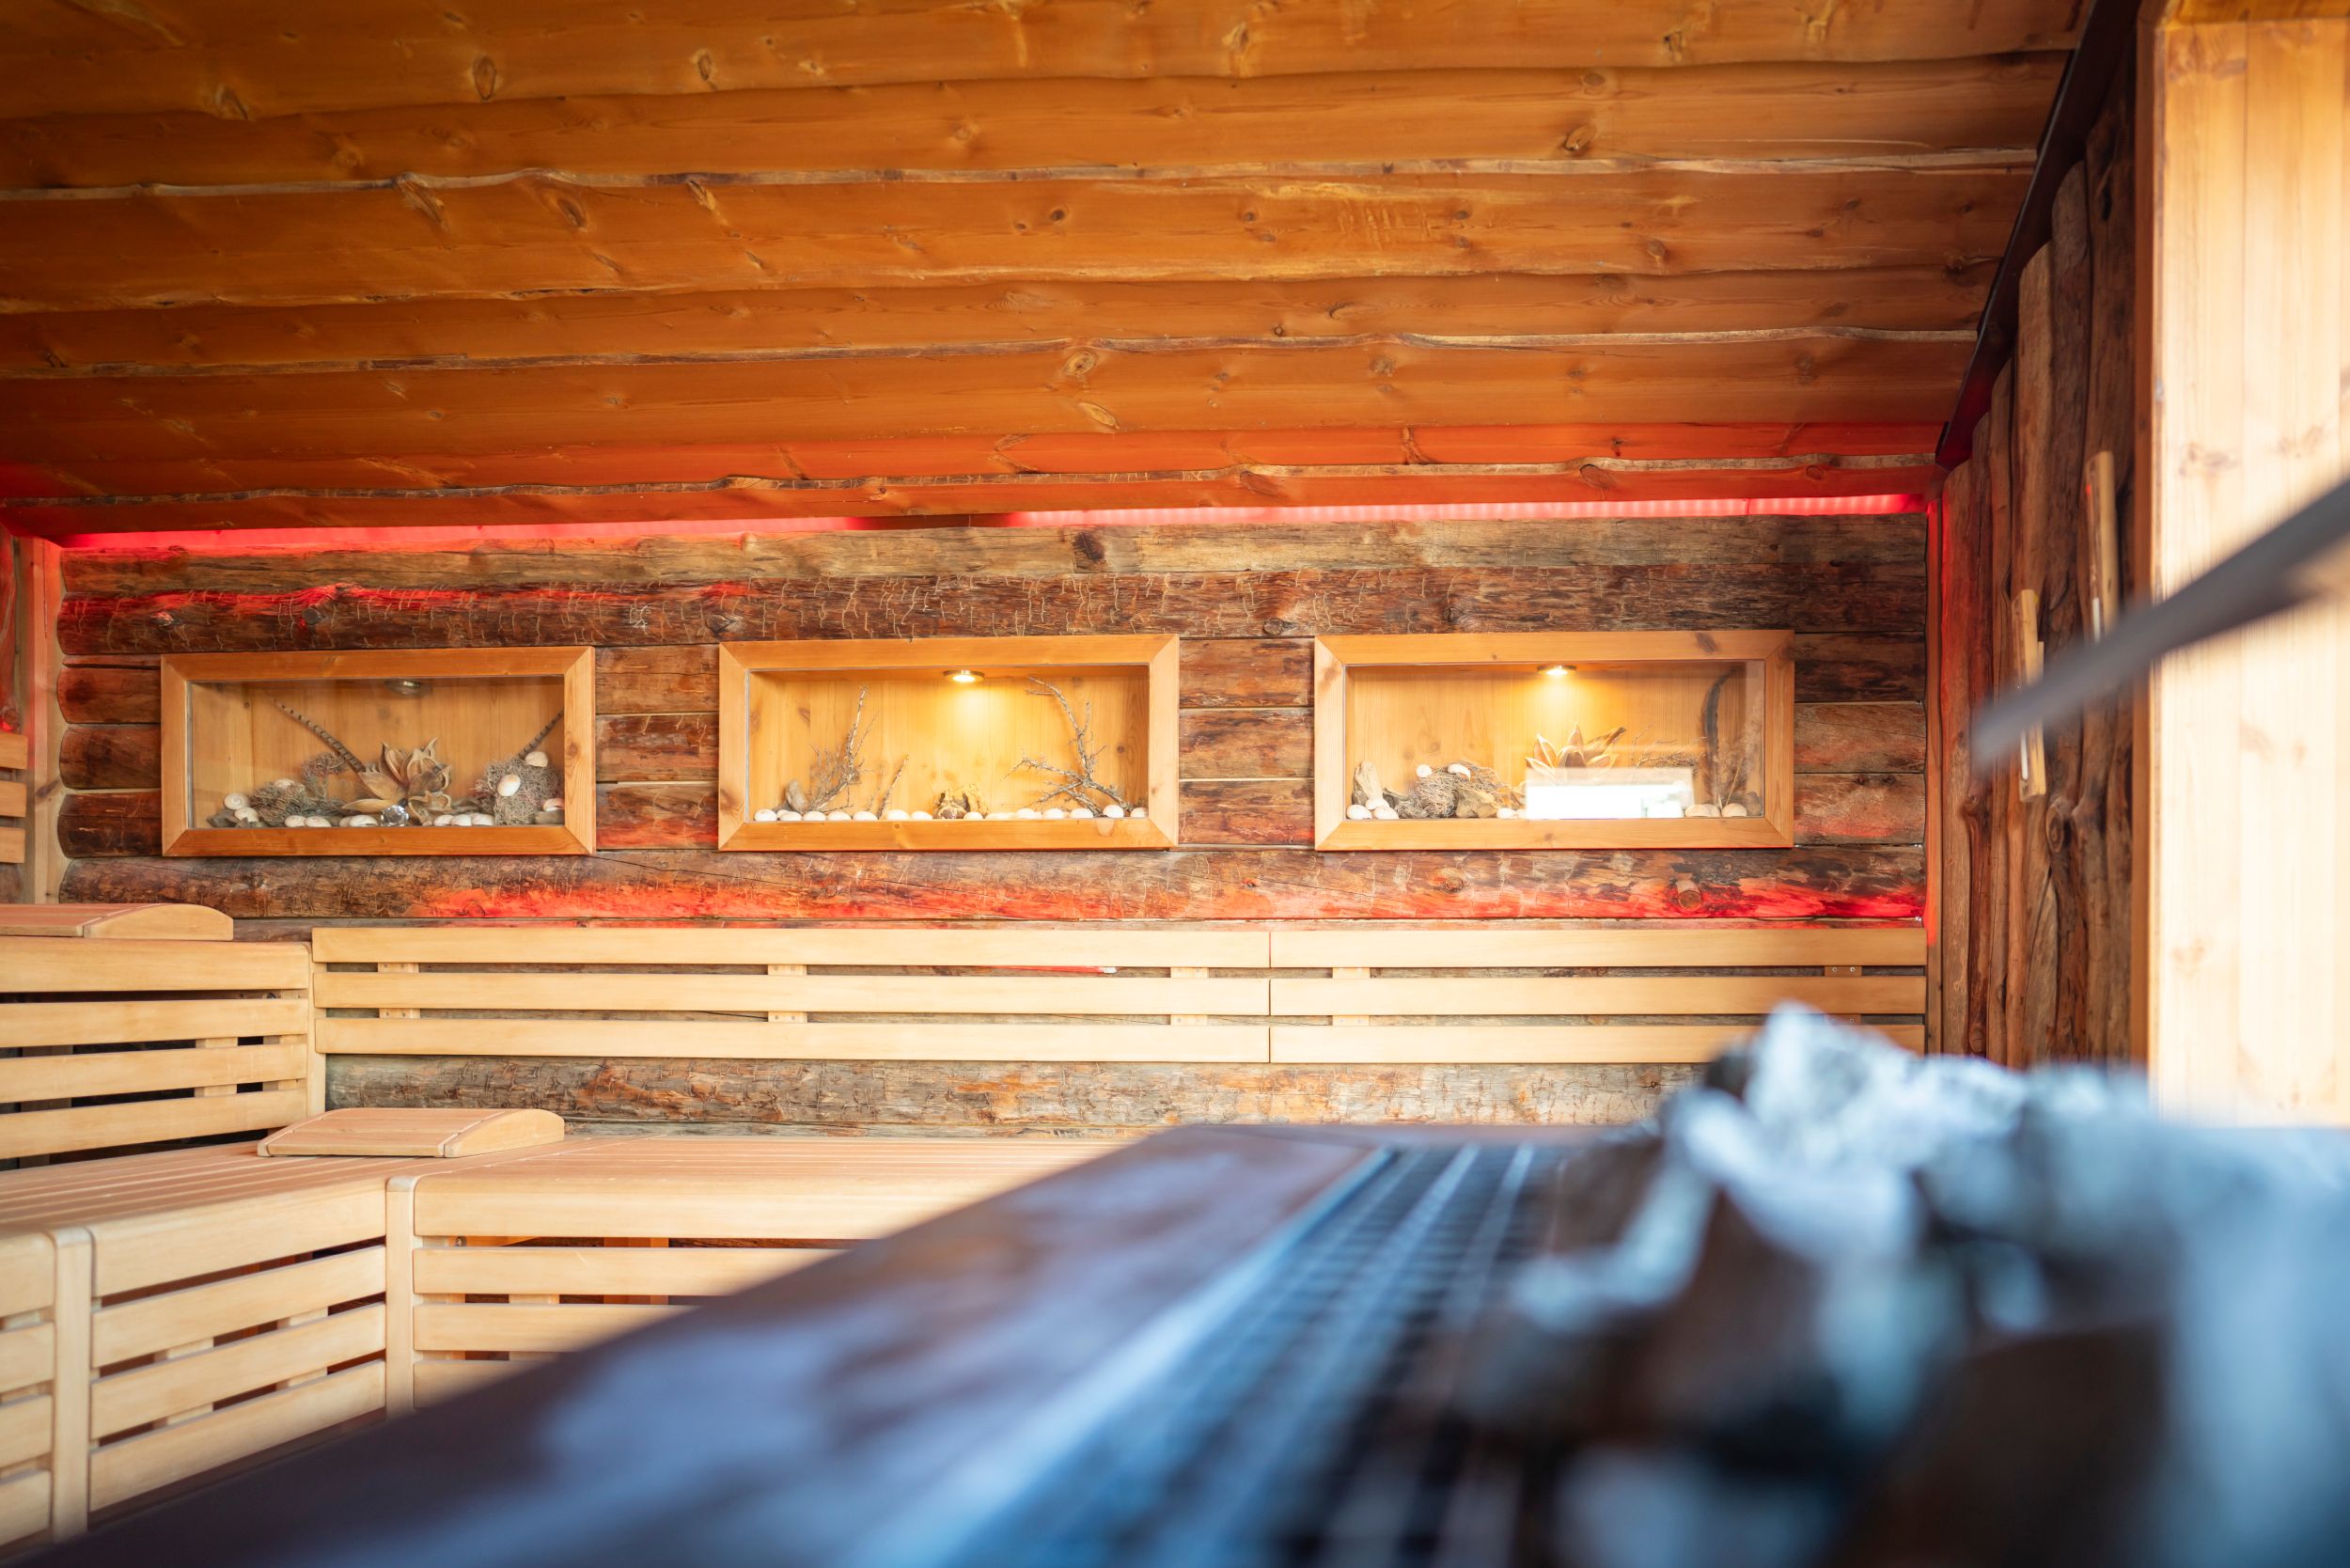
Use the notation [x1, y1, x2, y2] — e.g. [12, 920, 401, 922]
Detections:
[161, 648, 596, 856]
[719, 635, 1179, 850]
[1314, 632, 1795, 850]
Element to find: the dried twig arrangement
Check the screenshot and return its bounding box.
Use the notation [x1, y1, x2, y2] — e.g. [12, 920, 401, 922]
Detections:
[786, 685, 870, 815]
[1013, 677, 1126, 808]
[274, 701, 368, 776]
[870, 756, 908, 816]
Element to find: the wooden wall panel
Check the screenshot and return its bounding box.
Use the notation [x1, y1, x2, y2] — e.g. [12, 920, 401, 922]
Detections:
[55, 513, 1926, 925]
[1929, 71, 2138, 1066]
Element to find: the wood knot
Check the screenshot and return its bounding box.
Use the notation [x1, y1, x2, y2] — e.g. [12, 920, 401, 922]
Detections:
[471, 54, 499, 101]
[1071, 531, 1107, 567]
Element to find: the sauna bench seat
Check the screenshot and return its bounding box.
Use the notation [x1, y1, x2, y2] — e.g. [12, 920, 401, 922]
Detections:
[0, 1134, 1117, 1547]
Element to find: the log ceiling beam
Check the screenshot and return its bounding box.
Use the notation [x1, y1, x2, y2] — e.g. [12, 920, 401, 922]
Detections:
[0, 58, 2064, 188]
[0, 2, 2085, 119]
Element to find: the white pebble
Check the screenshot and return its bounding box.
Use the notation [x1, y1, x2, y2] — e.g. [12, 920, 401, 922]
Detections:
[464, 812, 492, 825]
[1347, 803, 1371, 821]
[273, 777, 297, 790]
[1373, 807, 1400, 821]
[233, 806, 260, 823]
[542, 798, 562, 813]
[497, 775, 523, 798]
[1043, 808, 1067, 820]
[1416, 764, 1433, 778]
[1447, 762, 1471, 777]
[347, 814, 377, 827]
[524, 749, 549, 768]
[301, 816, 329, 827]
[1724, 803, 1750, 818]
[1071, 807, 1093, 820]
[776, 809, 802, 822]
[753, 808, 778, 823]
[885, 808, 909, 821]
[827, 810, 851, 822]
[1103, 804, 1126, 820]
[223, 792, 249, 810]
[1016, 808, 1041, 820]
[432, 812, 455, 826]
[968, 812, 987, 821]
[852, 810, 877, 822]
[912, 810, 932, 821]
[1129, 807, 1147, 820]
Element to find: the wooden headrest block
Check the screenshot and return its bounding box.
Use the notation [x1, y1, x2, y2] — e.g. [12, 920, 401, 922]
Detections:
[0, 902, 234, 940]
[258, 1107, 566, 1158]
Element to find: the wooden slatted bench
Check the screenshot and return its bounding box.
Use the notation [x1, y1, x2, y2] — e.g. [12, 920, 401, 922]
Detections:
[392, 1136, 1115, 1407]
[0, 1143, 436, 1535]
[1267, 925, 1927, 1062]
[311, 924, 1274, 1063]
[0, 1231, 72, 1552]
[1, 935, 316, 1163]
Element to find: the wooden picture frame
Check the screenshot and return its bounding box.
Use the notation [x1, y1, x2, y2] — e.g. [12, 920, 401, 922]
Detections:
[160, 648, 597, 856]
[717, 635, 1180, 851]
[1312, 630, 1796, 851]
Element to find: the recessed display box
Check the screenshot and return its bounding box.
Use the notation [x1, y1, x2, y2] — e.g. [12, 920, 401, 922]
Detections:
[160, 648, 597, 856]
[718, 635, 1179, 851]
[1313, 631, 1794, 850]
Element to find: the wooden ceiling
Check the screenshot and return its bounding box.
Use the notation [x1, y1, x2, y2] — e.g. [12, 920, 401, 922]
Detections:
[0, 1, 2085, 536]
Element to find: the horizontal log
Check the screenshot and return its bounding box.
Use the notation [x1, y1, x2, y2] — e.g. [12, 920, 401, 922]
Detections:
[327, 1055, 1696, 1132]
[1792, 702, 1927, 772]
[1794, 773, 1926, 845]
[1178, 780, 1313, 846]
[62, 515, 1928, 596]
[0, 2, 2085, 118]
[58, 725, 159, 791]
[1179, 710, 1311, 780]
[55, 789, 161, 858]
[1794, 635, 1925, 702]
[0, 274, 1998, 376]
[595, 713, 717, 782]
[596, 645, 717, 714]
[1180, 639, 1315, 710]
[598, 782, 714, 851]
[57, 566, 1924, 655]
[0, 340, 1976, 466]
[59, 845, 1925, 921]
[0, 169, 2028, 311]
[7, 457, 1947, 534]
[55, 660, 159, 724]
[0, 59, 2061, 187]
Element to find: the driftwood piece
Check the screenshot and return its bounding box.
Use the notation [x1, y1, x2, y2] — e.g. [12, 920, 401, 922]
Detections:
[1014, 677, 1125, 809]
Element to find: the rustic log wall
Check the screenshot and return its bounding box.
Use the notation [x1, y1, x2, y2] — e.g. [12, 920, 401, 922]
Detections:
[53, 510, 1924, 1129]
[1931, 71, 2137, 1067]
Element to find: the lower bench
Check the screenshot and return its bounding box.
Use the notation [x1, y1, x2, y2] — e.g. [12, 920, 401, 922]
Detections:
[0, 1135, 1115, 1550]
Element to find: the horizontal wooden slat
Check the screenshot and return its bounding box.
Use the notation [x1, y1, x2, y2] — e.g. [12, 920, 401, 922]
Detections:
[0, 59, 2062, 188]
[0, 1324, 54, 1397]
[0, 732, 25, 771]
[0, 1467, 48, 1547]
[411, 1302, 678, 1356]
[87, 1363, 383, 1512]
[93, 1249, 385, 1368]
[92, 1306, 384, 1440]
[1271, 1024, 1927, 1062]
[318, 1018, 1268, 1063]
[412, 1356, 522, 1405]
[0, 1236, 54, 1321]
[0, 997, 309, 1050]
[0, 902, 227, 940]
[0, 1090, 309, 1164]
[0, 781, 24, 817]
[0, 1043, 306, 1105]
[1, 276, 1996, 378]
[414, 1245, 832, 1300]
[0, 1395, 52, 1471]
[1270, 975, 1925, 1016]
[0, 2, 2086, 120]
[0, 170, 2027, 313]
[2, 339, 1976, 464]
[87, 1184, 387, 1298]
[312, 925, 1267, 968]
[315, 970, 1269, 1017]
[1266, 925, 1925, 969]
[0, 827, 24, 867]
[0, 937, 308, 993]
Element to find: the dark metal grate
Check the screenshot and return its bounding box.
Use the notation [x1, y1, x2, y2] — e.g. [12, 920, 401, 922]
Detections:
[938, 1143, 1573, 1568]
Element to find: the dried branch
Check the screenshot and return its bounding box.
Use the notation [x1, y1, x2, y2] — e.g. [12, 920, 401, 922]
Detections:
[1012, 677, 1126, 808]
[802, 684, 870, 813]
[870, 755, 908, 816]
